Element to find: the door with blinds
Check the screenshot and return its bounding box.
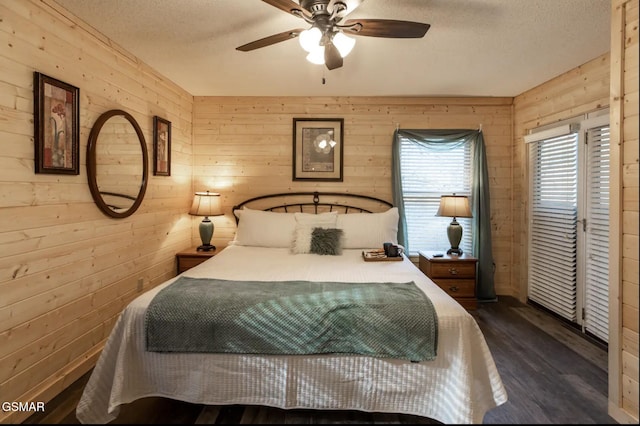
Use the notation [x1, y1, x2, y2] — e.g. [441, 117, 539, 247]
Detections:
[582, 120, 610, 342]
[527, 113, 610, 344]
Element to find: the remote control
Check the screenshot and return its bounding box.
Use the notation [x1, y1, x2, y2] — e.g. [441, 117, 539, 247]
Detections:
[433, 253, 444, 257]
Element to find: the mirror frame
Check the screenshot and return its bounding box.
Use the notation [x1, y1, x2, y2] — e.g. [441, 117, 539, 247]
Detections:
[87, 109, 149, 219]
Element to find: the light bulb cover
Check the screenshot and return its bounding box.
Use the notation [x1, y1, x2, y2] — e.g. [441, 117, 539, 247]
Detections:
[332, 32, 356, 57]
[306, 45, 325, 64]
[299, 27, 322, 52]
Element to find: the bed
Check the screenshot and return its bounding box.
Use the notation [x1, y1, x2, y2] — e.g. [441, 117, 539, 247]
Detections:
[76, 192, 507, 424]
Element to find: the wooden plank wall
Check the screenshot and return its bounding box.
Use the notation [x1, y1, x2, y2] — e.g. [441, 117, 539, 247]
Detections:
[611, 0, 639, 422]
[192, 96, 514, 293]
[0, 0, 194, 422]
[619, 0, 640, 418]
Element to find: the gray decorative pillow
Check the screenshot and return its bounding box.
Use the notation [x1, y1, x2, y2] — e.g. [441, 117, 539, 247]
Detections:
[310, 228, 344, 256]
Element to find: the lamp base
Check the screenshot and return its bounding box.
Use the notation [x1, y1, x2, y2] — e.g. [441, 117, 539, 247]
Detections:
[198, 217, 215, 252]
[447, 247, 463, 256]
[446, 218, 464, 257]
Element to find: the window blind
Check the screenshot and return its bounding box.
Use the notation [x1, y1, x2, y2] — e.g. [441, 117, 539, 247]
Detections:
[528, 133, 579, 321]
[400, 139, 472, 255]
[584, 125, 610, 341]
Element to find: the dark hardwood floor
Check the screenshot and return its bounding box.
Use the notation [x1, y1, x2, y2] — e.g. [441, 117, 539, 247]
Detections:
[24, 296, 616, 424]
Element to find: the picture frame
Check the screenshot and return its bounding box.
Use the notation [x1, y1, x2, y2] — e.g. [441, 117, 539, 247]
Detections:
[293, 118, 344, 181]
[153, 116, 171, 176]
[33, 72, 80, 175]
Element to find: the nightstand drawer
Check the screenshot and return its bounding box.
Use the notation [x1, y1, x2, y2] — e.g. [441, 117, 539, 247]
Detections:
[176, 246, 224, 275]
[432, 278, 476, 297]
[177, 256, 209, 273]
[428, 262, 476, 279]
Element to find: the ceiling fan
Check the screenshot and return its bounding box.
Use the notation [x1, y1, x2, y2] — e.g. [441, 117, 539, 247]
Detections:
[236, 0, 430, 70]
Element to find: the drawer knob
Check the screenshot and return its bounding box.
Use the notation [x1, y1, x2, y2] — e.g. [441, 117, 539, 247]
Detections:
[449, 286, 459, 292]
[448, 268, 458, 275]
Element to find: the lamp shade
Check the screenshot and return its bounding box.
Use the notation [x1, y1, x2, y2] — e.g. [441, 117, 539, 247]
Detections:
[436, 195, 472, 218]
[189, 191, 223, 217]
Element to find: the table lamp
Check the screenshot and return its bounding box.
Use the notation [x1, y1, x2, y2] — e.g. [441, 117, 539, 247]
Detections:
[436, 194, 472, 255]
[189, 191, 223, 251]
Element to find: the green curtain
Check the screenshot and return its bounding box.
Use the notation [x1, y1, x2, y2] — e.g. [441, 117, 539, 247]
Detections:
[391, 129, 496, 301]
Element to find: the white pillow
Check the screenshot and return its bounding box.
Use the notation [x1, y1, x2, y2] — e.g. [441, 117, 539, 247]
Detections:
[234, 207, 297, 248]
[294, 211, 338, 227]
[336, 207, 399, 249]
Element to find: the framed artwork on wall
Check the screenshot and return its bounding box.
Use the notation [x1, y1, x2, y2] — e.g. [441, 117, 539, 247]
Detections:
[153, 116, 171, 176]
[293, 118, 344, 181]
[33, 72, 80, 175]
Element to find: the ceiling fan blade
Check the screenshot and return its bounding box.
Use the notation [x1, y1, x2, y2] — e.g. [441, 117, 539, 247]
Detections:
[343, 19, 430, 38]
[324, 42, 343, 70]
[261, 0, 311, 19]
[329, 0, 364, 18]
[236, 29, 304, 52]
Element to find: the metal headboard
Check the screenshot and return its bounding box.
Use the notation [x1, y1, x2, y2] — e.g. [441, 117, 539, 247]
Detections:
[232, 191, 393, 223]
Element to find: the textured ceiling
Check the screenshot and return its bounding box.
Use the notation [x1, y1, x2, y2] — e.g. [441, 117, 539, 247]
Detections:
[54, 0, 611, 97]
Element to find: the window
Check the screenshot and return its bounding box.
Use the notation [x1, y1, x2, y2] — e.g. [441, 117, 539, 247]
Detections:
[393, 129, 495, 300]
[399, 137, 473, 255]
[526, 112, 610, 343]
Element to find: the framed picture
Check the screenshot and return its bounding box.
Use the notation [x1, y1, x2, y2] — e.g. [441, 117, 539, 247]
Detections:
[33, 72, 80, 175]
[153, 116, 171, 176]
[293, 118, 344, 181]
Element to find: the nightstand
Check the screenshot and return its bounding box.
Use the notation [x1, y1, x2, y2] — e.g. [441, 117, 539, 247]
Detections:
[418, 251, 478, 310]
[175, 246, 224, 275]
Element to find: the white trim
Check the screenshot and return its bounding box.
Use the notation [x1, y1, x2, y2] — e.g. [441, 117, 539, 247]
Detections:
[523, 124, 572, 143]
[581, 114, 609, 130]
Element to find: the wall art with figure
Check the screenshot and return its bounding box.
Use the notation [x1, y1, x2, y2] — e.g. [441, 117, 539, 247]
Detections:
[153, 116, 171, 176]
[34, 72, 80, 175]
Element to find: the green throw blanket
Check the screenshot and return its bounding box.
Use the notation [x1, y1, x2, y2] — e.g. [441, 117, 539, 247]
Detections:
[145, 277, 438, 362]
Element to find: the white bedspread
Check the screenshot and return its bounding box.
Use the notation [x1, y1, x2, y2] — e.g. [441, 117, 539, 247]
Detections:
[76, 246, 507, 424]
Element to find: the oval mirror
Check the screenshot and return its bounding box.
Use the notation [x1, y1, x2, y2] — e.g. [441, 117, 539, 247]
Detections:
[87, 109, 148, 219]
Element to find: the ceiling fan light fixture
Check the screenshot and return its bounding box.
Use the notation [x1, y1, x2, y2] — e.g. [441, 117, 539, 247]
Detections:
[306, 45, 325, 64]
[236, 1, 431, 71]
[298, 26, 322, 52]
[332, 32, 355, 57]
